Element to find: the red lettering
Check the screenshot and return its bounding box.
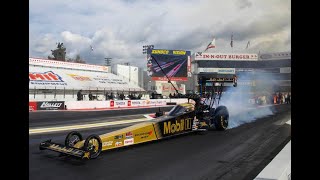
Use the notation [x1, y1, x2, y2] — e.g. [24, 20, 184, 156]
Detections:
[29, 73, 45, 80]
[204, 55, 210, 58]
[210, 55, 215, 59]
[42, 74, 51, 80]
[29, 72, 60, 81]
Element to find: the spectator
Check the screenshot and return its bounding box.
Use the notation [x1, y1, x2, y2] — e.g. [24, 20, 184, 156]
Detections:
[287, 93, 291, 104]
[273, 93, 277, 104]
[151, 92, 155, 99]
[105, 92, 109, 100]
[77, 90, 83, 101]
[89, 92, 93, 101]
[169, 93, 172, 98]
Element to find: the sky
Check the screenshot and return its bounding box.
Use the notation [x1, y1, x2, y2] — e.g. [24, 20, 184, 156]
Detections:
[29, 0, 291, 68]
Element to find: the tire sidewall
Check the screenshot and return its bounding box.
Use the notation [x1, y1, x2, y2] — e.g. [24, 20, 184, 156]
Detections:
[213, 106, 229, 130]
[84, 134, 102, 159]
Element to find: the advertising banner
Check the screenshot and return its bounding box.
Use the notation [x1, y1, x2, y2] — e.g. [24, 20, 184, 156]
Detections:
[29, 58, 108, 72]
[147, 49, 191, 81]
[29, 102, 37, 111]
[114, 100, 127, 108]
[130, 100, 147, 107]
[198, 68, 235, 74]
[194, 52, 258, 61]
[36, 101, 65, 110]
[29, 71, 68, 86]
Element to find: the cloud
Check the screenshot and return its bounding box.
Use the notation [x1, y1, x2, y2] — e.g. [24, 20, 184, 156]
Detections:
[29, 0, 291, 67]
[235, 0, 252, 9]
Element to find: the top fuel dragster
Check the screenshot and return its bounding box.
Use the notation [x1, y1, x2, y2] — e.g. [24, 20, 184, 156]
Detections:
[39, 76, 237, 159]
[39, 51, 238, 159]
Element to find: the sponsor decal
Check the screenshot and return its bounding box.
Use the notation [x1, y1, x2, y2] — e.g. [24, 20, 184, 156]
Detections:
[135, 131, 153, 139]
[114, 135, 123, 140]
[115, 141, 123, 147]
[207, 77, 234, 82]
[29, 71, 62, 81]
[146, 100, 151, 104]
[124, 138, 134, 146]
[126, 132, 133, 139]
[102, 141, 113, 146]
[198, 68, 235, 74]
[40, 102, 62, 108]
[172, 50, 186, 55]
[29, 102, 37, 111]
[152, 77, 188, 81]
[162, 118, 193, 136]
[110, 100, 114, 107]
[128, 100, 131, 106]
[218, 69, 235, 74]
[152, 49, 169, 54]
[115, 101, 126, 106]
[132, 101, 141, 105]
[29, 71, 67, 86]
[67, 74, 92, 81]
[37, 101, 65, 110]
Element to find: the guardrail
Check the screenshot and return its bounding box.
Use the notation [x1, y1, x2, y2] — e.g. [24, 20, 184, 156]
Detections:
[29, 99, 189, 111]
[254, 141, 291, 180]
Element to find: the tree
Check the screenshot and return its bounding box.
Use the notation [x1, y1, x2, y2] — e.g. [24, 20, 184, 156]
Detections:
[73, 54, 86, 63]
[48, 42, 66, 61]
[47, 43, 86, 63]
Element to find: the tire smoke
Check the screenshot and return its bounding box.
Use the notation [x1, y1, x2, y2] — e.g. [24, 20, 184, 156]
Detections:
[216, 72, 277, 129]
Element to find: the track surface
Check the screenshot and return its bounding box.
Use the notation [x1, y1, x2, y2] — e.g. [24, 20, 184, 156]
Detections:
[29, 105, 291, 180]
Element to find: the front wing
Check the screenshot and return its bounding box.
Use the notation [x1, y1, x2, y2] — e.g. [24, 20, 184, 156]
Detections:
[39, 139, 90, 159]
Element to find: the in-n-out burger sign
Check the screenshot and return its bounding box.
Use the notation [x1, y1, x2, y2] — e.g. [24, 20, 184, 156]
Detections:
[194, 52, 258, 61]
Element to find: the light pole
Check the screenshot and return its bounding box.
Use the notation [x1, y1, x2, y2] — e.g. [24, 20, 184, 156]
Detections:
[104, 57, 112, 66]
[142, 45, 154, 55]
[143, 44, 154, 78]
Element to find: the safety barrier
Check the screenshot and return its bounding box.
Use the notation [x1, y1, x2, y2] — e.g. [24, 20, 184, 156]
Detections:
[254, 140, 291, 180]
[29, 99, 189, 111]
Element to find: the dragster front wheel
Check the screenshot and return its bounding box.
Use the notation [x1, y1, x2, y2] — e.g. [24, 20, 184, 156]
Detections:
[83, 134, 102, 159]
[65, 131, 83, 148]
[213, 106, 229, 131]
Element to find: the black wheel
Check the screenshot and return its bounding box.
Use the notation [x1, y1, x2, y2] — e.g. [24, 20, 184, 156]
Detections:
[65, 131, 83, 148]
[212, 106, 229, 131]
[83, 135, 102, 159]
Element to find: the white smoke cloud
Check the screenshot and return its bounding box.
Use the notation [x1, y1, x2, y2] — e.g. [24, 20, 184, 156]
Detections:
[215, 72, 277, 129]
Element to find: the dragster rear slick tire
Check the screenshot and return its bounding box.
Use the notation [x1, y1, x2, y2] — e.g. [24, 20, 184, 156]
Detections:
[213, 106, 229, 131]
[65, 131, 83, 148]
[84, 134, 102, 159]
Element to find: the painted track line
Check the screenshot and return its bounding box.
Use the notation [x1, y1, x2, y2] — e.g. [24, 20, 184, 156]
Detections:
[29, 117, 153, 135]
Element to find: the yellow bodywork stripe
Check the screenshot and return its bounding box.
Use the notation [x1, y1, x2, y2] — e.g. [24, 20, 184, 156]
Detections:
[29, 117, 153, 135]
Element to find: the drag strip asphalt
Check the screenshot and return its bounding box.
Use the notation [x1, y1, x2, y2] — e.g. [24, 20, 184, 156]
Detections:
[29, 104, 291, 180]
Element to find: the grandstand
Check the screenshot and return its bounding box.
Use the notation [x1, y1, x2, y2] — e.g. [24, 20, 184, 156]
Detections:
[29, 58, 145, 102]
